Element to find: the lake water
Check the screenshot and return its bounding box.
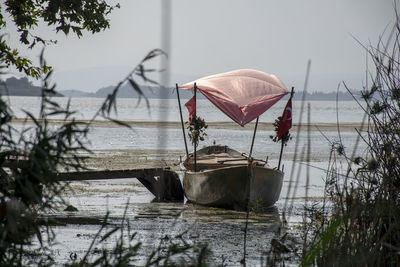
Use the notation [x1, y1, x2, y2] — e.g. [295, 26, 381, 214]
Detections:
[7, 96, 366, 157]
[7, 96, 365, 123]
[6, 96, 367, 265]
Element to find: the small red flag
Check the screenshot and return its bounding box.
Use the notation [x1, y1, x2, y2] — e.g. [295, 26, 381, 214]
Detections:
[185, 96, 196, 122]
[277, 98, 292, 141]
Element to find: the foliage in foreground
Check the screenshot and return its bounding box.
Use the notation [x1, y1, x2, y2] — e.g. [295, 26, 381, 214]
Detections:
[301, 13, 400, 267]
[0, 0, 213, 264]
[64, 208, 210, 267]
[0, 0, 118, 78]
[0, 40, 200, 264]
[0, 52, 91, 264]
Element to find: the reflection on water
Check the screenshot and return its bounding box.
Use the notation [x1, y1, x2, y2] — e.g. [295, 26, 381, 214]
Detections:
[52, 200, 282, 266]
[54, 179, 286, 266]
[134, 202, 280, 225]
[134, 202, 282, 266]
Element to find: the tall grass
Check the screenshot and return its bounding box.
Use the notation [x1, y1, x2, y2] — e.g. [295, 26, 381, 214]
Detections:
[0, 47, 210, 265]
[301, 11, 400, 267]
[0, 51, 91, 265]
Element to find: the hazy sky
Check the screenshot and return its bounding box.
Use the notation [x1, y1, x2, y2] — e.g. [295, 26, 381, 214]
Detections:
[5, 0, 396, 92]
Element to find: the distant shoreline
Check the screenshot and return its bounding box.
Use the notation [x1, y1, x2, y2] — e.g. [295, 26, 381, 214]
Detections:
[59, 85, 360, 101]
[1, 77, 361, 101]
[10, 118, 366, 132]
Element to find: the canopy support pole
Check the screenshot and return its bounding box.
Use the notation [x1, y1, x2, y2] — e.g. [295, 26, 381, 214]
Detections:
[278, 87, 295, 170]
[248, 116, 259, 159]
[277, 140, 285, 170]
[176, 84, 188, 158]
[194, 82, 197, 172]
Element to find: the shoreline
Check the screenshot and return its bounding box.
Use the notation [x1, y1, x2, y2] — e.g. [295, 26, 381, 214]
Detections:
[82, 149, 185, 171]
[11, 118, 366, 132]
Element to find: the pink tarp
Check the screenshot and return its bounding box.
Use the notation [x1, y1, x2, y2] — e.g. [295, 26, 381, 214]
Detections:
[179, 69, 288, 126]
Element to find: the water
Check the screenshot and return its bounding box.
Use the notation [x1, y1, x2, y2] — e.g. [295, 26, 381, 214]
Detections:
[5, 96, 367, 265]
[7, 96, 367, 158]
[6, 96, 365, 123]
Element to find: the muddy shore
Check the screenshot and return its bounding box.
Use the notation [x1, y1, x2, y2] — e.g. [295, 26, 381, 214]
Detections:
[47, 149, 309, 266]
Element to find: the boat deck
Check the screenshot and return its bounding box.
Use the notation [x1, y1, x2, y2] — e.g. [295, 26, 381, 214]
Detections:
[184, 152, 265, 171]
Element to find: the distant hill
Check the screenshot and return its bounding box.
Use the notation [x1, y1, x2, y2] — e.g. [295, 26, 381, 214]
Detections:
[0, 77, 63, 97]
[289, 90, 360, 101]
[60, 83, 200, 99]
[60, 83, 360, 101]
[1, 75, 360, 101]
[59, 89, 96, 98]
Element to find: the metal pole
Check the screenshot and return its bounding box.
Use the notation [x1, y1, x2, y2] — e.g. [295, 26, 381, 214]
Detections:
[248, 116, 259, 159]
[176, 84, 189, 158]
[194, 83, 197, 172]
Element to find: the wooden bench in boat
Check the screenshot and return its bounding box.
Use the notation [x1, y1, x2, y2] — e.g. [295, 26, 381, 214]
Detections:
[184, 152, 266, 171]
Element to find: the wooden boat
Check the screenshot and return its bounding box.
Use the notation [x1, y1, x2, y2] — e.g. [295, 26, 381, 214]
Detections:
[182, 145, 284, 210]
[176, 69, 292, 210]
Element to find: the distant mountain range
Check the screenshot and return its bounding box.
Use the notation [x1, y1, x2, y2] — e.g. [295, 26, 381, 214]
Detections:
[59, 84, 197, 99]
[0, 77, 63, 97]
[1, 76, 360, 101]
[60, 85, 362, 101]
[60, 83, 360, 101]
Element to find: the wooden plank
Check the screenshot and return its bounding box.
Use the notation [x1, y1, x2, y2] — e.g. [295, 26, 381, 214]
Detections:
[57, 168, 165, 181]
[57, 168, 184, 202]
[3, 160, 184, 202]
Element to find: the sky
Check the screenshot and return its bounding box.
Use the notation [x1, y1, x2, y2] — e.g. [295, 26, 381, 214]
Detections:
[4, 0, 396, 93]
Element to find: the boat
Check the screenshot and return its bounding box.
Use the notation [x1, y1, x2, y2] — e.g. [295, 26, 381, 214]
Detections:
[175, 69, 292, 210]
[183, 145, 284, 210]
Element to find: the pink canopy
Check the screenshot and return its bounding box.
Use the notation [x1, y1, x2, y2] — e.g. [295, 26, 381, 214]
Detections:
[179, 69, 288, 126]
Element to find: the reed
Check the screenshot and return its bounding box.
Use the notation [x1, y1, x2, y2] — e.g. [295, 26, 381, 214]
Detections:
[0, 47, 203, 265]
[301, 10, 400, 266]
[0, 50, 92, 264]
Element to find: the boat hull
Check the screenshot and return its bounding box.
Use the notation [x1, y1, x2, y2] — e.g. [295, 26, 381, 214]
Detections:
[183, 165, 283, 210]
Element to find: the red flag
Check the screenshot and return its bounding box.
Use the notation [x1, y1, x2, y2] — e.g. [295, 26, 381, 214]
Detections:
[185, 96, 195, 122]
[277, 97, 292, 141]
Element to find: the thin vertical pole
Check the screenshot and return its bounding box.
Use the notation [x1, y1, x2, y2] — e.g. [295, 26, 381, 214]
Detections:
[248, 117, 259, 159]
[277, 140, 285, 170]
[176, 84, 188, 158]
[278, 87, 295, 170]
[158, 0, 171, 154]
[193, 83, 197, 172]
[303, 103, 311, 251]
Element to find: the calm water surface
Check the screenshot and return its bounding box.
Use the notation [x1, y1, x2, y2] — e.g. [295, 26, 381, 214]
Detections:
[7, 96, 365, 123]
